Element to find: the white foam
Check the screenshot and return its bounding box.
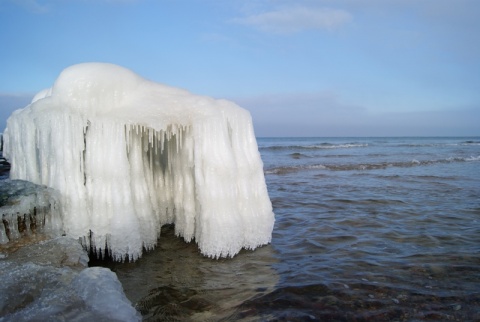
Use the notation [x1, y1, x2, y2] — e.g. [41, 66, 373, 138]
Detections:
[3, 63, 275, 260]
[465, 155, 480, 161]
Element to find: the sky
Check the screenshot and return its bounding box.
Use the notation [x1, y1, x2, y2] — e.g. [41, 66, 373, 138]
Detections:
[0, 0, 479, 137]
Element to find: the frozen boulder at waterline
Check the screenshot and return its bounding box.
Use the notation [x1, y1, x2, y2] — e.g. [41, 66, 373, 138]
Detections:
[0, 180, 62, 245]
[3, 63, 275, 261]
[0, 237, 140, 321]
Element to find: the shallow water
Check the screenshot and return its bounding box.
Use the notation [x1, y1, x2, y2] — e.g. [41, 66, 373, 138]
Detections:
[92, 225, 279, 321]
[93, 137, 480, 320]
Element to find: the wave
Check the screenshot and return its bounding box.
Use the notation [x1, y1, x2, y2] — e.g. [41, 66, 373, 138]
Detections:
[265, 155, 480, 175]
[289, 152, 310, 159]
[461, 140, 480, 145]
[260, 143, 368, 151]
[392, 140, 480, 148]
[265, 164, 326, 175]
[464, 155, 480, 161]
[393, 143, 464, 148]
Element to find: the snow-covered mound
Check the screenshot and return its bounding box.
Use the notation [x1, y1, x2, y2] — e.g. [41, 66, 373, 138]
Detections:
[3, 63, 274, 261]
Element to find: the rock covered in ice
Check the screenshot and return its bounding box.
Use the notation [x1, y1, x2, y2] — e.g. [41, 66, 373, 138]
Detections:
[0, 237, 140, 321]
[0, 135, 9, 177]
[3, 63, 274, 261]
[4, 235, 88, 267]
[0, 180, 62, 245]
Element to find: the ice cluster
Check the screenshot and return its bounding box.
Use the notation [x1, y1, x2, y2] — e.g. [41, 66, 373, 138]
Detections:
[0, 237, 140, 321]
[0, 179, 62, 244]
[3, 63, 274, 261]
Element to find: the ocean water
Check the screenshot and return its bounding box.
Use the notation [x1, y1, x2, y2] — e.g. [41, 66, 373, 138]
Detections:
[3, 136, 477, 321]
[96, 136, 480, 321]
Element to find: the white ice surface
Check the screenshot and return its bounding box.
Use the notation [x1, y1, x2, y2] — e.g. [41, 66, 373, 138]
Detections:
[3, 63, 274, 260]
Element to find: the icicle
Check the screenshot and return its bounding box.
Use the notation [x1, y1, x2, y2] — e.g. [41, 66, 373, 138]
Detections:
[149, 142, 153, 170]
[148, 128, 153, 148]
[0, 224, 8, 244]
[124, 125, 130, 154]
[142, 131, 148, 153]
[160, 130, 165, 154]
[154, 130, 158, 155]
[175, 127, 179, 154]
[24, 214, 31, 235]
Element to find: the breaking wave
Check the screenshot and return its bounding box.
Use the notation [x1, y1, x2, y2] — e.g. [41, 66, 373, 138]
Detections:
[389, 141, 480, 148]
[265, 155, 480, 175]
[461, 140, 480, 145]
[289, 152, 310, 159]
[260, 143, 368, 151]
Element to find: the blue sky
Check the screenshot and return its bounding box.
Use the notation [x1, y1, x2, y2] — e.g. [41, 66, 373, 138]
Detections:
[1, 0, 479, 136]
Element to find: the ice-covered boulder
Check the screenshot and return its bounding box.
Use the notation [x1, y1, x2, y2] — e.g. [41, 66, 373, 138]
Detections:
[3, 63, 274, 261]
[0, 180, 62, 245]
[0, 237, 140, 321]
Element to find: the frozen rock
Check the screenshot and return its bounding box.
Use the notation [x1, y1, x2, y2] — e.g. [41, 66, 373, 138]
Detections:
[0, 180, 62, 245]
[3, 63, 275, 261]
[0, 237, 140, 321]
[5, 236, 88, 268]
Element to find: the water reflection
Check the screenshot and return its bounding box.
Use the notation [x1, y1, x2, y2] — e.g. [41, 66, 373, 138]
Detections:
[91, 137, 480, 321]
[94, 225, 279, 321]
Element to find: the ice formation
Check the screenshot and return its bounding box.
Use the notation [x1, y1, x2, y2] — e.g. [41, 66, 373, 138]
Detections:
[3, 63, 274, 261]
[0, 179, 62, 244]
[0, 237, 140, 321]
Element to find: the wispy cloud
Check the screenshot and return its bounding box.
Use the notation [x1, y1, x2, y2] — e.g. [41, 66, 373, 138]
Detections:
[233, 91, 480, 137]
[9, 0, 50, 13]
[233, 6, 352, 34]
[232, 91, 367, 136]
[103, 0, 142, 3]
[9, 0, 141, 13]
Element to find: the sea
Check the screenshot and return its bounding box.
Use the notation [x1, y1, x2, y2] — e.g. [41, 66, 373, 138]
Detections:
[3, 136, 479, 321]
[94, 136, 480, 321]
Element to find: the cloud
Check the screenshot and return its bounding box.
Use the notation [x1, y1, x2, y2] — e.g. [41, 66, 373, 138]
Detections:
[232, 91, 367, 136]
[8, 0, 141, 13]
[9, 0, 50, 13]
[233, 6, 352, 34]
[103, 0, 142, 3]
[232, 92, 480, 137]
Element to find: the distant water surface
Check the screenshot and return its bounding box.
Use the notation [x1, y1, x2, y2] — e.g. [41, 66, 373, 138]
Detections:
[97, 137, 480, 321]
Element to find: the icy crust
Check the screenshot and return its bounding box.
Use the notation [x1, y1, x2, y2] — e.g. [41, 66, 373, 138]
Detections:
[0, 180, 62, 244]
[0, 237, 140, 321]
[3, 63, 275, 261]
